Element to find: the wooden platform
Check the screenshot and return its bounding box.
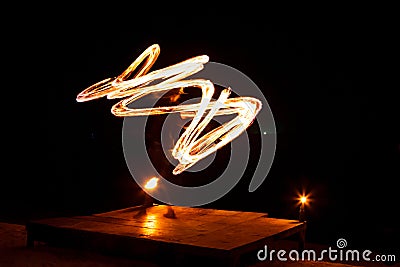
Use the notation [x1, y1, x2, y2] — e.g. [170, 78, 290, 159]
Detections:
[26, 204, 306, 266]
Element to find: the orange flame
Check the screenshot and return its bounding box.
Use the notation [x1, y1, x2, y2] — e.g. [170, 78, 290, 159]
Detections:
[144, 177, 159, 190]
[76, 44, 262, 175]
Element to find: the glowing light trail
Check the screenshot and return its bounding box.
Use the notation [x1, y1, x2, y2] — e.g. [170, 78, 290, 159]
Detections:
[76, 44, 262, 175]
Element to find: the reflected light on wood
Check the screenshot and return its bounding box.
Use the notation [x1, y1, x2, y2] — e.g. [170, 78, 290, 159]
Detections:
[142, 214, 157, 236]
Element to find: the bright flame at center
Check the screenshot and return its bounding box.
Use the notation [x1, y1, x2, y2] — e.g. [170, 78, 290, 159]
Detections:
[76, 44, 262, 175]
[144, 177, 159, 190]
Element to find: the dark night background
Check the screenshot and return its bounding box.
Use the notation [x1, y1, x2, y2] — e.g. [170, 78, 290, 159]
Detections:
[3, 3, 399, 256]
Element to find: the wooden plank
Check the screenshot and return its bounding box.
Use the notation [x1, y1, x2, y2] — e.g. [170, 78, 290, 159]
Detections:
[26, 204, 306, 266]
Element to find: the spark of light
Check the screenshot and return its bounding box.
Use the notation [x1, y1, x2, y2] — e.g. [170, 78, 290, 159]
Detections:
[144, 177, 159, 190]
[297, 192, 311, 207]
[76, 44, 262, 175]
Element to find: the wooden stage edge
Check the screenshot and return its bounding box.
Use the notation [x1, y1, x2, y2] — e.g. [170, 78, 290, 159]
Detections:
[26, 204, 306, 267]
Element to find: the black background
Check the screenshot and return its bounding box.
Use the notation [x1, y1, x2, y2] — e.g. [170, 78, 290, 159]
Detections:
[4, 4, 399, 254]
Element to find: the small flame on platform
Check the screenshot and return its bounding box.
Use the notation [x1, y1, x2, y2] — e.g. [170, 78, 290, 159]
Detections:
[297, 193, 311, 207]
[144, 177, 159, 190]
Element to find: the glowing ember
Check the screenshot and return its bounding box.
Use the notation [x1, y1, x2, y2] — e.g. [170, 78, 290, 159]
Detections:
[144, 177, 159, 190]
[76, 44, 262, 175]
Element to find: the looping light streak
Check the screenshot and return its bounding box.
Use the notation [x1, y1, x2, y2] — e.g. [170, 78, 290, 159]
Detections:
[76, 44, 262, 175]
